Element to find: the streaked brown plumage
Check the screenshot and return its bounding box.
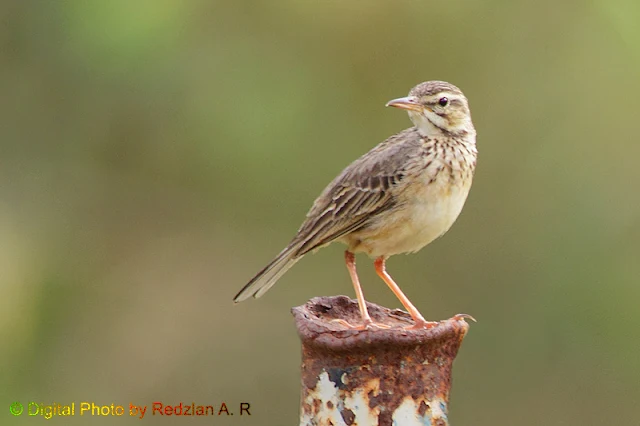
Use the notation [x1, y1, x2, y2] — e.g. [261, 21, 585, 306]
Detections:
[234, 81, 477, 329]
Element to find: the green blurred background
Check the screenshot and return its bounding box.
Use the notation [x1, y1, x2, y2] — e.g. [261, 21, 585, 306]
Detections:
[1, 1, 639, 425]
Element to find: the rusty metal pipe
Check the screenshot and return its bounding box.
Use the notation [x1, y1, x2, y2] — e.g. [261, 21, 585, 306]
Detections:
[292, 296, 470, 426]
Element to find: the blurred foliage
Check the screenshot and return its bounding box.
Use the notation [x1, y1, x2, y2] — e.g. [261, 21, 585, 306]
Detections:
[1, 1, 639, 425]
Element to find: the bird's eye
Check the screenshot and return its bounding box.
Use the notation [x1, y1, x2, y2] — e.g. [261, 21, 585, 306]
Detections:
[438, 97, 449, 107]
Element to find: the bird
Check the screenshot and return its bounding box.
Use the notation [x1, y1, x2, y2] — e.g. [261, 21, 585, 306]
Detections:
[234, 81, 477, 330]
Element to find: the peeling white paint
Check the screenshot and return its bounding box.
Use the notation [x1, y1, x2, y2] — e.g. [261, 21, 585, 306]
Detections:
[300, 371, 346, 426]
[391, 396, 449, 426]
[300, 369, 448, 426]
[347, 385, 380, 423]
[430, 397, 449, 423]
[300, 370, 380, 426]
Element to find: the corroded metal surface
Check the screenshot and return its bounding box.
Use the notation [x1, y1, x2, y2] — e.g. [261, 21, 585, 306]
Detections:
[293, 296, 470, 426]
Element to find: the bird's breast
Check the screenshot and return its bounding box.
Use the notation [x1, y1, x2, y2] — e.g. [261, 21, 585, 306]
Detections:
[344, 154, 474, 257]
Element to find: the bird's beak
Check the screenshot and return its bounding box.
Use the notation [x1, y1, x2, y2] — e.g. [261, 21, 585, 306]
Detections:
[385, 96, 423, 112]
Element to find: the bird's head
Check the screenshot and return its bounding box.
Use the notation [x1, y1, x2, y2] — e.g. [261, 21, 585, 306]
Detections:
[386, 81, 474, 137]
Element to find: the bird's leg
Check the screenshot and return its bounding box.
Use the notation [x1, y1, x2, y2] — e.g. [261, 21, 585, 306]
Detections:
[345, 251, 372, 325]
[332, 251, 389, 330]
[374, 257, 437, 329]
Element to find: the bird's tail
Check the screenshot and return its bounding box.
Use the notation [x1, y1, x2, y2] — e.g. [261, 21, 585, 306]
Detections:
[233, 244, 301, 303]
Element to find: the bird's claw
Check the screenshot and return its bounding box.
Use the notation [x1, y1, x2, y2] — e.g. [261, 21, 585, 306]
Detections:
[452, 313, 477, 323]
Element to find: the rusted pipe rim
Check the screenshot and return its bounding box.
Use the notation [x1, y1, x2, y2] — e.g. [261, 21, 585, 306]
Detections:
[292, 295, 470, 351]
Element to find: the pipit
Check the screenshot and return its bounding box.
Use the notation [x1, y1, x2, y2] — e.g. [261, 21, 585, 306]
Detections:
[234, 81, 477, 329]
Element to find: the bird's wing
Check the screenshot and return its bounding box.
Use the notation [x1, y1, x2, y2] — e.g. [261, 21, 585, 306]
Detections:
[293, 128, 422, 255]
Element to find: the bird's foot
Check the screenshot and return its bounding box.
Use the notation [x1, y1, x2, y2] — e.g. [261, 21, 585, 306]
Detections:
[452, 313, 477, 322]
[403, 314, 475, 330]
[404, 319, 439, 330]
[331, 318, 391, 330]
